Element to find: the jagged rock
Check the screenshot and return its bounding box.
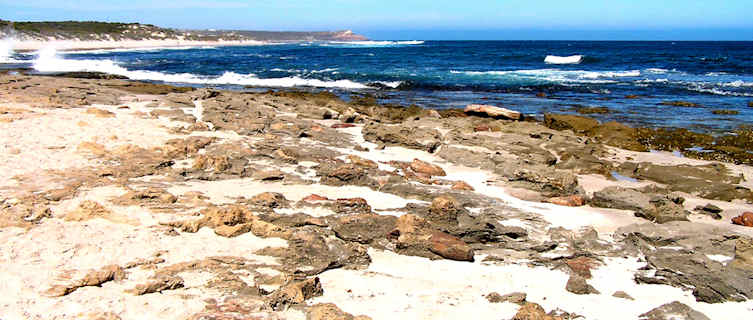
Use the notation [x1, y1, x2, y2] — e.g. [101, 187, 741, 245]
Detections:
[307, 303, 372, 320]
[732, 212, 753, 227]
[638, 301, 710, 320]
[730, 237, 753, 271]
[619, 222, 753, 303]
[486, 292, 527, 304]
[694, 203, 723, 219]
[319, 164, 373, 187]
[302, 194, 330, 202]
[612, 291, 634, 300]
[591, 186, 652, 212]
[127, 276, 184, 295]
[512, 303, 565, 320]
[347, 155, 378, 169]
[258, 229, 371, 276]
[46, 265, 125, 297]
[544, 114, 599, 134]
[464, 104, 521, 120]
[362, 122, 441, 152]
[266, 277, 323, 311]
[273, 148, 299, 163]
[428, 195, 463, 224]
[332, 213, 397, 244]
[162, 136, 214, 158]
[250, 192, 289, 208]
[502, 165, 580, 197]
[409, 158, 446, 177]
[0, 203, 51, 229]
[565, 274, 600, 295]
[545, 195, 585, 207]
[390, 214, 474, 262]
[334, 198, 372, 214]
[254, 170, 285, 181]
[113, 188, 177, 206]
[451, 181, 475, 191]
[591, 187, 688, 223]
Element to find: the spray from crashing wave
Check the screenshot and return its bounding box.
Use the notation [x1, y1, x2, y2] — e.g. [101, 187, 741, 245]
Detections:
[31, 47, 385, 89]
[0, 38, 18, 63]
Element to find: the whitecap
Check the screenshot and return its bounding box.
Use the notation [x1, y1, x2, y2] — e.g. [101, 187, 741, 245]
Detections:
[32, 47, 370, 89]
[544, 55, 583, 64]
[450, 69, 638, 84]
[0, 38, 22, 63]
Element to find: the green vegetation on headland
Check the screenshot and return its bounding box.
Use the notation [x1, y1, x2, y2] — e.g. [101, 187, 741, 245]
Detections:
[0, 19, 367, 42]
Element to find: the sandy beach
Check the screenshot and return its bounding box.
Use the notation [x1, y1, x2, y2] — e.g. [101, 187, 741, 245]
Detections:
[1, 73, 752, 319]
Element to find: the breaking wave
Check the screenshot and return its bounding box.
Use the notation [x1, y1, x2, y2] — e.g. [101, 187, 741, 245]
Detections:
[323, 40, 424, 47]
[0, 38, 22, 63]
[450, 69, 641, 84]
[32, 48, 370, 89]
[544, 55, 583, 65]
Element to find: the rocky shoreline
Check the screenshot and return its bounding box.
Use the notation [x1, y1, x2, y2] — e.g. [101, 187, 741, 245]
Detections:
[1, 72, 752, 319]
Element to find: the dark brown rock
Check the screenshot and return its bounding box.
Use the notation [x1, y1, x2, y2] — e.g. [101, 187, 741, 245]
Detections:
[544, 113, 599, 134]
[732, 212, 753, 227]
[545, 195, 585, 207]
[332, 213, 397, 244]
[307, 303, 372, 320]
[565, 274, 600, 295]
[250, 192, 289, 208]
[127, 276, 184, 295]
[429, 231, 475, 262]
[409, 158, 446, 176]
[512, 303, 565, 320]
[639, 301, 710, 320]
[266, 277, 323, 311]
[451, 181, 475, 191]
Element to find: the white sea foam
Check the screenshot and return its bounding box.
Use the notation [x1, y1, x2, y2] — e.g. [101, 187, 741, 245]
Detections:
[544, 55, 583, 64]
[32, 47, 370, 89]
[722, 80, 753, 87]
[330, 40, 424, 45]
[0, 38, 21, 63]
[644, 68, 670, 74]
[451, 69, 639, 84]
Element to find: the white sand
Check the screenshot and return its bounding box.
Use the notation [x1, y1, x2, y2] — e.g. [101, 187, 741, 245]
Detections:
[312, 249, 753, 320]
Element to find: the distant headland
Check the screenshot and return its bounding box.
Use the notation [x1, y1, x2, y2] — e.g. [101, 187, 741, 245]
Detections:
[0, 20, 369, 51]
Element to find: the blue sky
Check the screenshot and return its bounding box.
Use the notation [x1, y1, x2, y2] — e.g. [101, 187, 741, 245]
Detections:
[1, 0, 752, 40]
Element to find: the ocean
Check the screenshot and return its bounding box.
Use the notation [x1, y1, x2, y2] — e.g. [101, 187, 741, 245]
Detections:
[3, 40, 753, 133]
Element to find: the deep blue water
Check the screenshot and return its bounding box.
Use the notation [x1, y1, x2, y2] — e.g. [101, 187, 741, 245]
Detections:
[4, 40, 753, 132]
